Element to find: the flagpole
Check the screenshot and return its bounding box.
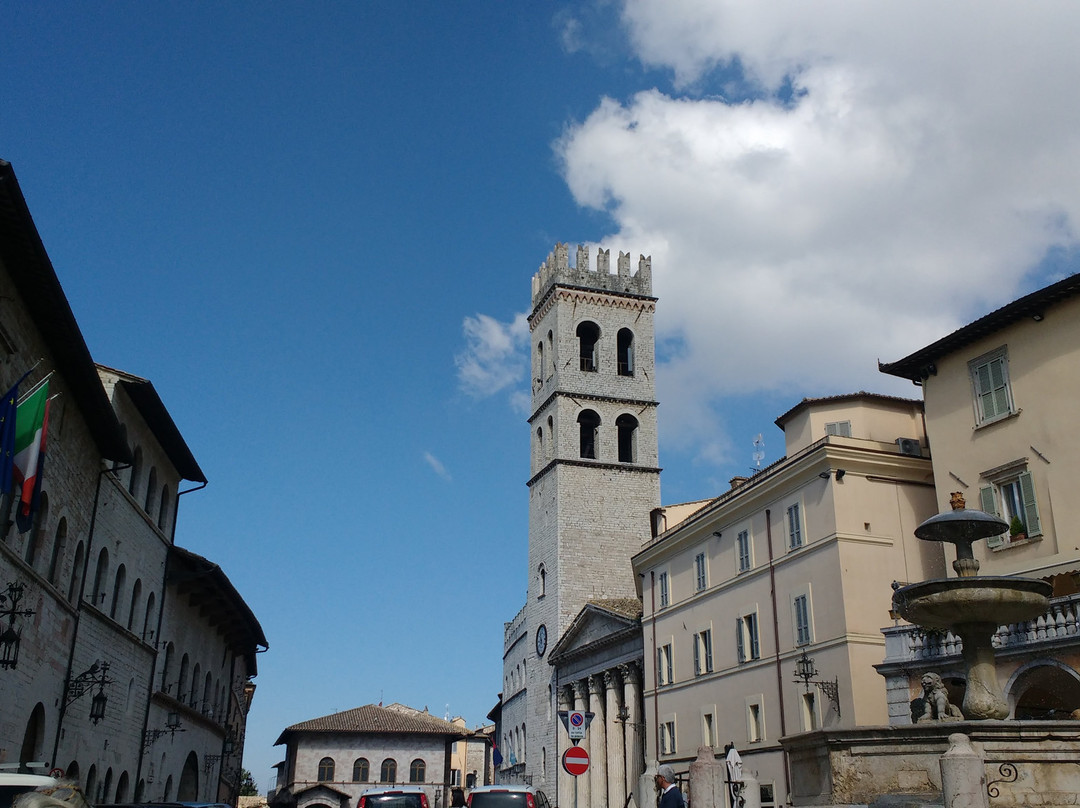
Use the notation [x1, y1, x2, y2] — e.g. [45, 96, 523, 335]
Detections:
[17, 370, 53, 405]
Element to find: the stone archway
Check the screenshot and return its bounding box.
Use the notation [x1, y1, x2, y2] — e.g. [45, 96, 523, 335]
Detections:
[20, 703, 46, 768]
[176, 752, 199, 801]
[1008, 660, 1080, 718]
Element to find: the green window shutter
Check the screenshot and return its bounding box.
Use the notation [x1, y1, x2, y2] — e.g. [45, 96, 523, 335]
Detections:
[980, 485, 1005, 548]
[693, 635, 701, 675]
[736, 617, 745, 662]
[1018, 471, 1041, 536]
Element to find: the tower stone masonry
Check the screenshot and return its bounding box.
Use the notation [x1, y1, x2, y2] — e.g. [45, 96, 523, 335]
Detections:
[502, 243, 661, 795]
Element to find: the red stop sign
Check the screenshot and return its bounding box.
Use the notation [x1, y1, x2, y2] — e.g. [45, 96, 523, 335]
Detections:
[563, 745, 590, 776]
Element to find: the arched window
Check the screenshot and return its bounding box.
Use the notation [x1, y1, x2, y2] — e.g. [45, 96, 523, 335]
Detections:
[547, 330, 554, 376]
[92, 547, 109, 607]
[380, 759, 397, 783]
[127, 578, 142, 630]
[577, 322, 600, 372]
[68, 541, 85, 602]
[190, 663, 201, 707]
[617, 328, 635, 376]
[352, 758, 369, 782]
[144, 467, 158, 514]
[318, 757, 335, 782]
[129, 447, 142, 497]
[536, 341, 544, 384]
[617, 414, 639, 463]
[48, 515, 67, 586]
[23, 492, 49, 568]
[159, 642, 174, 692]
[110, 564, 127, 620]
[538, 564, 546, 598]
[178, 654, 190, 702]
[143, 592, 156, 641]
[578, 410, 600, 459]
[102, 768, 113, 804]
[158, 485, 171, 533]
[409, 759, 426, 783]
[203, 672, 213, 714]
[115, 771, 129, 803]
[536, 427, 543, 462]
[547, 416, 554, 454]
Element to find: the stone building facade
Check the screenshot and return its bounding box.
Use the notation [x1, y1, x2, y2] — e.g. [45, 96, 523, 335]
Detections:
[0, 159, 265, 805]
[271, 704, 478, 808]
[501, 244, 661, 796]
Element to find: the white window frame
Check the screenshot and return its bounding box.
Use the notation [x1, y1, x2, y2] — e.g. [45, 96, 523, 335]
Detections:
[800, 690, 820, 732]
[660, 715, 677, 756]
[694, 627, 713, 676]
[792, 586, 814, 647]
[658, 570, 670, 609]
[969, 346, 1014, 426]
[787, 502, 803, 550]
[979, 467, 1042, 548]
[825, 420, 852, 437]
[657, 641, 674, 686]
[695, 551, 708, 592]
[737, 609, 761, 662]
[759, 783, 777, 808]
[702, 707, 717, 749]
[736, 529, 752, 573]
[746, 695, 764, 743]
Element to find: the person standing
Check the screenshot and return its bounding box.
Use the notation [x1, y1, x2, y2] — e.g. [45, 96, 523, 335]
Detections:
[655, 764, 685, 808]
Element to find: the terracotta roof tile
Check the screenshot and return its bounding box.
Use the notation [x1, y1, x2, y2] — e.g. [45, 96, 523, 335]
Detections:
[276, 704, 467, 744]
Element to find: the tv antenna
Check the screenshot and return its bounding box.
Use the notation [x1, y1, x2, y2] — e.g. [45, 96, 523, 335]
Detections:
[752, 434, 765, 470]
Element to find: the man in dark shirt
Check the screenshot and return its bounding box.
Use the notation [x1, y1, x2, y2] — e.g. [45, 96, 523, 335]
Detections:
[655, 764, 684, 808]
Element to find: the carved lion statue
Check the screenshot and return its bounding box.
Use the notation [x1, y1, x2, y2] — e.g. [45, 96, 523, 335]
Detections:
[917, 672, 964, 722]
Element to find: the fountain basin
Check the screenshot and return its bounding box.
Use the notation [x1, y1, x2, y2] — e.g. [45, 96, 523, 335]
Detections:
[894, 576, 1052, 630]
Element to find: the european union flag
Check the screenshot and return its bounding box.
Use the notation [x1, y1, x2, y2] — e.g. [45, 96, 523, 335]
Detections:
[0, 380, 18, 494]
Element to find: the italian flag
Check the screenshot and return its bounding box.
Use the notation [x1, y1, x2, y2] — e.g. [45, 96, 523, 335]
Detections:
[12, 381, 50, 522]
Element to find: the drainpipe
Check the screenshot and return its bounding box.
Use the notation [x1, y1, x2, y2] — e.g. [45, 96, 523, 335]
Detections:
[650, 571, 659, 760]
[765, 509, 791, 798]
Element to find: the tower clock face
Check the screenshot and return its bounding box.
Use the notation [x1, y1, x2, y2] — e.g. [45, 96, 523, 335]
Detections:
[536, 624, 548, 657]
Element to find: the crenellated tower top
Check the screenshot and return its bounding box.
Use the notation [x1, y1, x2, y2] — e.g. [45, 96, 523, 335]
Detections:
[531, 243, 652, 309]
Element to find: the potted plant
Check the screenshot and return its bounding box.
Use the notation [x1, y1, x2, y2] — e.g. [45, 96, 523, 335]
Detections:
[1009, 515, 1027, 542]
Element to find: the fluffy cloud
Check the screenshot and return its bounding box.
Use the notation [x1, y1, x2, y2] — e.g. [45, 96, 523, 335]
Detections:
[555, 1, 1080, 457]
[455, 311, 530, 399]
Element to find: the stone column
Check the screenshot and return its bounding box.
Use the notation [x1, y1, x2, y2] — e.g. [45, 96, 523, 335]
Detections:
[558, 686, 575, 808]
[589, 673, 608, 808]
[604, 670, 626, 808]
[940, 733, 989, 808]
[619, 662, 645, 806]
[689, 746, 723, 808]
[573, 679, 592, 808]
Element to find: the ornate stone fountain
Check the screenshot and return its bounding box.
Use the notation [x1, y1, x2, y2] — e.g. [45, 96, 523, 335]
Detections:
[891, 493, 1052, 719]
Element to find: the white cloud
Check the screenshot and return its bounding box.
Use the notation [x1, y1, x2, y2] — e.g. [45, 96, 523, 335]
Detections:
[553, 1, 1080, 457]
[423, 452, 452, 482]
[455, 312, 530, 399]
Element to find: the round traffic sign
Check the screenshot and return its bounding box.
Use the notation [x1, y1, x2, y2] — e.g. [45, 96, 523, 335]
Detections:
[563, 745, 590, 776]
[570, 711, 584, 727]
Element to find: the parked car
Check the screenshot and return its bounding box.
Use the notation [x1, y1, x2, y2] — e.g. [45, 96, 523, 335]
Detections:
[357, 786, 429, 808]
[466, 786, 551, 808]
[0, 774, 89, 808]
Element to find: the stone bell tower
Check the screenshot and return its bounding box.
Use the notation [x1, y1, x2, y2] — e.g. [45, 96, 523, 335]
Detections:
[501, 243, 661, 792]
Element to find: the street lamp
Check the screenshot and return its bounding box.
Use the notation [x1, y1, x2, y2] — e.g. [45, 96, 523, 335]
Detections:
[0, 582, 35, 670]
[792, 650, 841, 717]
[65, 661, 114, 724]
[143, 712, 185, 753]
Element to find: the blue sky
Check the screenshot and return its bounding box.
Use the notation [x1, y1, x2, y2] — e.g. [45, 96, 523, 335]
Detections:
[4, 1, 1080, 790]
